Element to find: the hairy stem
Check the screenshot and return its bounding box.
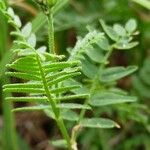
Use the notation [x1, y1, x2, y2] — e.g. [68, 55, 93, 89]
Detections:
[57, 119, 72, 150]
[47, 13, 55, 54]
[36, 54, 72, 150]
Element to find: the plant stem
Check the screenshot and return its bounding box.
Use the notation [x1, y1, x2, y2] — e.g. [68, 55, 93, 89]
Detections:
[45, 8, 72, 150]
[36, 48, 72, 150]
[47, 13, 55, 54]
[57, 119, 72, 150]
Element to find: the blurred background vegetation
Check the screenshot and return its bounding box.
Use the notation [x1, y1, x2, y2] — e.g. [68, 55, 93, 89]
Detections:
[0, 0, 150, 150]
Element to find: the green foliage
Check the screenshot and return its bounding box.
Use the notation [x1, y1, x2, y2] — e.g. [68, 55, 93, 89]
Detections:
[0, 0, 149, 150]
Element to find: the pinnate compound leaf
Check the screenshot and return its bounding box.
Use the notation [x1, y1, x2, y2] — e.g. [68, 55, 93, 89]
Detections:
[80, 118, 120, 128]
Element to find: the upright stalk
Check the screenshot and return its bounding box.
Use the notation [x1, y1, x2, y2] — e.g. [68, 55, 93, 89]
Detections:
[46, 7, 72, 150]
[36, 54, 72, 149]
[47, 13, 55, 54]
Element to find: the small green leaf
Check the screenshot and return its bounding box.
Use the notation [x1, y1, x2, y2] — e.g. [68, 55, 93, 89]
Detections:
[6, 61, 39, 74]
[61, 110, 78, 121]
[6, 96, 47, 103]
[54, 94, 89, 102]
[86, 47, 104, 63]
[113, 24, 126, 36]
[12, 103, 91, 112]
[90, 92, 137, 106]
[125, 19, 137, 33]
[21, 22, 32, 38]
[17, 49, 35, 56]
[7, 7, 15, 18]
[43, 61, 80, 69]
[4, 88, 44, 93]
[100, 20, 119, 41]
[37, 46, 46, 53]
[27, 33, 36, 47]
[100, 66, 138, 82]
[81, 59, 98, 79]
[97, 37, 111, 51]
[114, 41, 138, 50]
[80, 118, 120, 128]
[58, 103, 91, 110]
[14, 15, 22, 28]
[47, 72, 81, 86]
[3, 83, 43, 89]
[6, 72, 41, 81]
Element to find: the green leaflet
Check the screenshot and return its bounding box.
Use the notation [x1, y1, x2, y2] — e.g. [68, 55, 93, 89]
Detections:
[80, 118, 120, 128]
[6, 94, 88, 103]
[81, 58, 98, 79]
[5, 72, 41, 81]
[4, 85, 81, 94]
[125, 19, 137, 33]
[90, 92, 137, 106]
[100, 19, 119, 41]
[61, 110, 79, 121]
[114, 42, 139, 50]
[100, 66, 138, 82]
[47, 72, 81, 86]
[113, 24, 126, 37]
[86, 47, 104, 63]
[12, 103, 91, 112]
[45, 109, 79, 121]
